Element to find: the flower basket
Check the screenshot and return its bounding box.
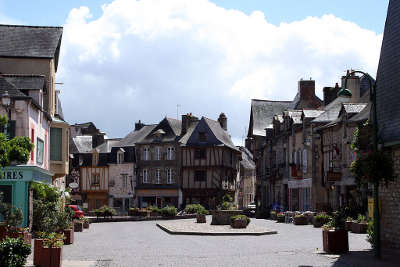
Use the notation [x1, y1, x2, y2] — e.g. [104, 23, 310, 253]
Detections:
[196, 214, 206, 223]
[74, 221, 83, 232]
[322, 229, 349, 254]
[351, 222, 367, 233]
[63, 228, 74, 245]
[293, 215, 308, 225]
[33, 239, 44, 266]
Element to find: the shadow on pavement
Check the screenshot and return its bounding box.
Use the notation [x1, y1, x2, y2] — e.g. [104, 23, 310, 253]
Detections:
[328, 250, 399, 267]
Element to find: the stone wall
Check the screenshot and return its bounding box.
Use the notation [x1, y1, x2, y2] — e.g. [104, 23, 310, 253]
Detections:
[380, 145, 400, 251]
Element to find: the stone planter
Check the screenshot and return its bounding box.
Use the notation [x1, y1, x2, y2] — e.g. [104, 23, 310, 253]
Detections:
[322, 229, 349, 254]
[230, 219, 248, 229]
[276, 215, 285, 223]
[211, 210, 243, 225]
[33, 239, 44, 266]
[293, 216, 308, 225]
[63, 228, 74, 244]
[74, 221, 83, 232]
[351, 222, 367, 233]
[345, 221, 353, 231]
[83, 222, 90, 229]
[42, 246, 63, 267]
[196, 214, 206, 223]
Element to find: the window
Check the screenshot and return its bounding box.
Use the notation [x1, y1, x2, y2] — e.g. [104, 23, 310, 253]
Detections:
[117, 151, 124, 164]
[0, 120, 16, 140]
[155, 147, 161, 160]
[199, 132, 206, 142]
[166, 168, 173, 184]
[36, 138, 44, 165]
[167, 147, 174, 160]
[142, 169, 148, 183]
[143, 148, 150, 160]
[50, 127, 62, 161]
[155, 169, 161, 184]
[121, 174, 128, 188]
[194, 170, 206, 182]
[194, 148, 206, 159]
[91, 173, 100, 186]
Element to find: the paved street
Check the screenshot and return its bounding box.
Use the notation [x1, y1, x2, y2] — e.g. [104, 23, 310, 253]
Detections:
[32, 218, 397, 267]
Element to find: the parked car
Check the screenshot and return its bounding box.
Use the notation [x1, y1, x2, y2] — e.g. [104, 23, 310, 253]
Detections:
[68, 205, 84, 219]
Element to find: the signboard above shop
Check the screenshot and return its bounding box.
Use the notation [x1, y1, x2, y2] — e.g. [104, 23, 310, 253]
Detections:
[0, 166, 53, 183]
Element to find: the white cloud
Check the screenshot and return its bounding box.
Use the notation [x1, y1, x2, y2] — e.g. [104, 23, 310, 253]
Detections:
[57, 0, 382, 142]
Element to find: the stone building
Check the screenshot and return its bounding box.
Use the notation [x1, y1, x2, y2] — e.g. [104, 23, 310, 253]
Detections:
[374, 0, 400, 252]
[237, 147, 256, 209]
[0, 24, 69, 190]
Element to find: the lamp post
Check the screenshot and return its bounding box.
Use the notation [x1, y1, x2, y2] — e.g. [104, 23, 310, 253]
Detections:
[338, 70, 380, 258]
[1, 90, 11, 119]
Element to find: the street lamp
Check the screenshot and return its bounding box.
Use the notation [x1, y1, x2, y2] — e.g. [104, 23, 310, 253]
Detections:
[338, 70, 380, 258]
[1, 90, 11, 119]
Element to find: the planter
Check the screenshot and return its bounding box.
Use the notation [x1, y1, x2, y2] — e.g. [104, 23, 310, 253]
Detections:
[74, 221, 83, 232]
[34, 239, 44, 266]
[230, 219, 248, 229]
[322, 229, 349, 254]
[270, 212, 277, 220]
[196, 214, 206, 223]
[63, 228, 74, 244]
[42, 247, 63, 267]
[351, 222, 367, 233]
[83, 222, 90, 229]
[0, 225, 7, 241]
[211, 210, 243, 225]
[129, 209, 139, 216]
[293, 216, 308, 225]
[276, 215, 285, 223]
[150, 212, 161, 217]
[345, 221, 353, 231]
[137, 211, 149, 217]
[6, 231, 32, 245]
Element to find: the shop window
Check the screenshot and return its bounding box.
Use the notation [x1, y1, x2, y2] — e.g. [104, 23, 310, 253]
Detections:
[36, 138, 44, 165]
[50, 127, 62, 161]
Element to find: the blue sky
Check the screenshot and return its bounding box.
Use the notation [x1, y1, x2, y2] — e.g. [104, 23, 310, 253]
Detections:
[0, 0, 389, 33]
[0, 0, 389, 142]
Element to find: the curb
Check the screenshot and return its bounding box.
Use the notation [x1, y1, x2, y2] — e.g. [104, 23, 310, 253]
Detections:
[156, 223, 278, 236]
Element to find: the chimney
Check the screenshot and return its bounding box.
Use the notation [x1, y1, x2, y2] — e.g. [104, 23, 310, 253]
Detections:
[218, 112, 227, 131]
[181, 113, 198, 135]
[341, 70, 361, 102]
[135, 120, 144, 131]
[298, 79, 316, 101]
[323, 84, 340, 106]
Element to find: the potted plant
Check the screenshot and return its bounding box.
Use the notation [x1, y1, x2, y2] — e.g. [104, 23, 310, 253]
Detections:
[161, 206, 177, 218]
[345, 217, 354, 231]
[129, 207, 139, 216]
[293, 214, 308, 225]
[41, 232, 64, 267]
[56, 209, 74, 245]
[196, 208, 209, 223]
[276, 212, 285, 223]
[0, 236, 31, 267]
[322, 211, 349, 254]
[230, 215, 250, 229]
[270, 211, 277, 220]
[313, 213, 331, 228]
[81, 217, 90, 229]
[149, 206, 162, 217]
[74, 219, 84, 232]
[34, 232, 45, 267]
[351, 214, 368, 234]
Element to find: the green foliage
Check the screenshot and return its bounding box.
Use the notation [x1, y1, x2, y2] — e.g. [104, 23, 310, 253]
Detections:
[42, 232, 64, 248]
[94, 206, 116, 218]
[294, 214, 306, 218]
[324, 210, 346, 230]
[367, 220, 375, 249]
[160, 206, 177, 217]
[185, 204, 208, 215]
[350, 127, 360, 151]
[1, 205, 23, 231]
[0, 236, 31, 267]
[314, 213, 331, 225]
[31, 182, 60, 203]
[230, 214, 250, 225]
[277, 213, 285, 218]
[148, 205, 161, 213]
[222, 194, 233, 203]
[357, 214, 367, 223]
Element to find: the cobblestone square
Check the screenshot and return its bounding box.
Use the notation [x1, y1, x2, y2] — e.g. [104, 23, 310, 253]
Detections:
[29, 218, 397, 267]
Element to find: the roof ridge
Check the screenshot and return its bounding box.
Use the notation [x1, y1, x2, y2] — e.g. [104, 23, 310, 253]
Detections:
[0, 24, 63, 29]
[252, 99, 292, 103]
[1, 74, 45, 78]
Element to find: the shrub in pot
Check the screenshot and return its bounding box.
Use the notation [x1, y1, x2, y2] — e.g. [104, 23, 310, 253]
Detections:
[42, 232, 64, 267]
[276, 212, 285, 223]
[161, 206, 177, 218]
[351, 214, 368, 234]
[345, 217, 354, 231]
[313, 213, 331, 228]
[293, 214, 308, 225]
[230, 215, 250, 229]
[129, 208, 139, 216]
[148, 206, 162, 217]
[322, 211, 349, 254]
[74, 220, 84, 232]
[196, 208, 209, 223]
[81, 217, 90, 229]
[270, 211, 277, 220]
[0, 236, 31, 267]
[185, 204, 207, 214]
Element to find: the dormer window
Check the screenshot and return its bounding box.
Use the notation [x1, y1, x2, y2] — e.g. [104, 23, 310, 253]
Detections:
[199, 132, 206, 142]
[117, 149, 124, 164]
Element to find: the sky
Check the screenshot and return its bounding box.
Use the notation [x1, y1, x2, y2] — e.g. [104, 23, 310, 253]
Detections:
[0, 0, 390, 144]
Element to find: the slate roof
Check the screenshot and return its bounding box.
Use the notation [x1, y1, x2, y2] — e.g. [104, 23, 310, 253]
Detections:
[238, 146, 255, 169]
[302, 109, 325, 119]
[342, 103, 368, 114]
[375, 0, 400, 144]
[166, 118, 182, 136]
[94, 138, 121, 153]
[203, 117, 238, 151]
[312, 96, 350, 123]
[249, 99, 292, 136]
[0, 76, 28, 98]
[139, 117, 181, 144]
[0, 24, 63, 69]
[274, 114, 284, 123]
[70, 136, 93, 154]
[118, 125, 157, 147]
[178, 121, 199, 145]
[2, 74, 45, 90]
[349, 103, 371, 123]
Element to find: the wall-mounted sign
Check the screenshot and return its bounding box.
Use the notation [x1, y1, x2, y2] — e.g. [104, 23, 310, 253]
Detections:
[0, 170, 24, 180]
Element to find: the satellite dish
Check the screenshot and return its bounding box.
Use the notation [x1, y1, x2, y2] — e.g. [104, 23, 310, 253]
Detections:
[69, 182, 79, 189]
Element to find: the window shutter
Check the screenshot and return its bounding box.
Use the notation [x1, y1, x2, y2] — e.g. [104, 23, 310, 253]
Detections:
[50, 128, 62, 161]
[9, 120, 16, 139]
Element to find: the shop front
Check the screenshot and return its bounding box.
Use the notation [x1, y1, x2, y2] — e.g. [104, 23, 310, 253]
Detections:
[136, 187, 181, 208]
[0, 166, 53, 227]
[288, 178, 312, 211]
